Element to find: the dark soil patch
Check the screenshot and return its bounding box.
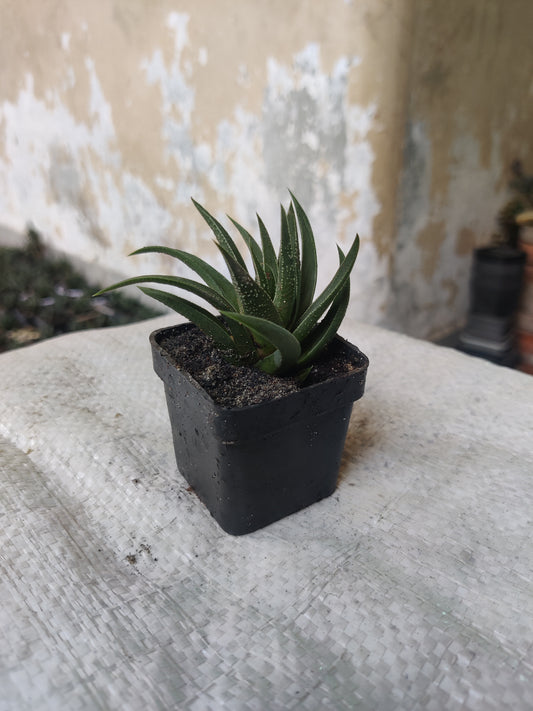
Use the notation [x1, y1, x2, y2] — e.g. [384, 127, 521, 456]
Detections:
[158, 323, 366, 408]
[0, 229, 161, 353]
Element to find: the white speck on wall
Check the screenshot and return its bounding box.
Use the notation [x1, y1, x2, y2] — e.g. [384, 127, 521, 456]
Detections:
[64, 67, 76, 90]
[155, 176, 175, 191]
[198, 47, 208, 66]
[61, 33, 71, 51]
[293, 42, 321, 74]
[237, 63, 251, 88]
[166, 12, 189, 54]
[302, 131, 319, 151]
[344, 104, 380, 238]
[84, 58, 116, 151]
[266, 57, 294, 96]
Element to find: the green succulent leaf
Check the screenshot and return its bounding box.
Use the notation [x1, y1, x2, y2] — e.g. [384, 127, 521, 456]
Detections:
[298, 279, 350, 368]
[257, 214, 278, 297]
[128, 245, 238, 309]
[94, 195, 360, 377]
[138, 287, 235, 352]
[93, 274, 232, 311]
[192, 198, 248, 272]
[227, 216, 268, 291]
[294, 234, 360, 343]
[286, 203, 301, 322]
[215, 242, 283, 325]
[220, 311, 301, 374]
[274, 205, 299, 327]
[289, 191, 318, 318]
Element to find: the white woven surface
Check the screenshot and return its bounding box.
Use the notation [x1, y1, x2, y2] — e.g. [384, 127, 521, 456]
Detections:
[1, 315, 532, 710]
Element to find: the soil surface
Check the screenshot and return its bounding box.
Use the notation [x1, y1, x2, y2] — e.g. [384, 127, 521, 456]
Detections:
[158, 324, 367, 408]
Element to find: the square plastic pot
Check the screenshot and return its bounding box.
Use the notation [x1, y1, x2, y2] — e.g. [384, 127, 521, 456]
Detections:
[150, 324, 369, 535]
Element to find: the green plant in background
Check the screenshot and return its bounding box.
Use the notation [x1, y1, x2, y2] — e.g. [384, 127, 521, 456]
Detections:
[0, 229, 161, 353]
[496, 160, 533, 248]
[95, 193, 360, 376]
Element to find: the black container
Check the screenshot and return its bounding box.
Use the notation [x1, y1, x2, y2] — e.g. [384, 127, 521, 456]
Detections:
[459, 246, 526, 366]
[469, 246, 526, 317]
[150, 324, 369, 535]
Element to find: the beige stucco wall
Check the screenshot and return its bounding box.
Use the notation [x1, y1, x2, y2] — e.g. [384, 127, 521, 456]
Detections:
[1, 0, 532, 339]
[387, 0, 533, 338]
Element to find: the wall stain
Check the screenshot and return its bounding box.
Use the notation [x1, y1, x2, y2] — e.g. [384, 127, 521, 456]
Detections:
[416, 220, 445, 280]
[455, 227, 477, 257]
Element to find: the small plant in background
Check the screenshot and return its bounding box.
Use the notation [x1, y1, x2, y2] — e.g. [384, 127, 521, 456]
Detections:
[496, 160, 533, 248]
[0, 229, 161, 353]
[95, 193, 360, 376]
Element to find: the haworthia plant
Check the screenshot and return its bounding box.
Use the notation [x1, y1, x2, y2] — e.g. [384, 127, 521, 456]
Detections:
[94, 194, 360, 376]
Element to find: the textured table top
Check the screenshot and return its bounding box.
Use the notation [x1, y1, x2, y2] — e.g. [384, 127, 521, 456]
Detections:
[1, 315, 532, 710]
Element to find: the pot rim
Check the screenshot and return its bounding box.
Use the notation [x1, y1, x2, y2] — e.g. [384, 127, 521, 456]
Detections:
[150, 322, 369, 414]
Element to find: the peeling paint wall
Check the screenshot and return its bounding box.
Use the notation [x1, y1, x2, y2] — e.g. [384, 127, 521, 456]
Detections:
[1, 0, 532, 339]
[386, 0, 533, 338]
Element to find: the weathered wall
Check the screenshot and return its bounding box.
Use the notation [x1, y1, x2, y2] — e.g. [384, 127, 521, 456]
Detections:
[1, 0, 532, 338]
[387, 0, 533, 338]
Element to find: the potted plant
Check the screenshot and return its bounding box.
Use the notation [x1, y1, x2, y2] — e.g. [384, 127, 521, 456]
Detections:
[496, 160, 533, 249]
[95, 193, 369, 535]
[459, 162, 529, 365]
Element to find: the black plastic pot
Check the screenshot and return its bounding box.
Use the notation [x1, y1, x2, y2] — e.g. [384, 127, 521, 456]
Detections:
[150, 324, 369, 535]
[459, 246, 526, 366]
[469, 246, 526, 317]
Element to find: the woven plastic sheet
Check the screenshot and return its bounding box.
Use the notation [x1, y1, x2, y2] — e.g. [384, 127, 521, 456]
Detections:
[1, 315, 533, 710]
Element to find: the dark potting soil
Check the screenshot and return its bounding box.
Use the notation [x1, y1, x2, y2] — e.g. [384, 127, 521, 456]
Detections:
[158, 324, 366, 408]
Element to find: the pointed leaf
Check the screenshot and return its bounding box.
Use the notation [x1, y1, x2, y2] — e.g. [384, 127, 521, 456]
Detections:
[257, 214, 278, 296]
[298, 280, 350, 368]
[220, 311, 301, 374]
[192, 199, 248, 272]
[290, 192, 317, 318]
[129, 245, 238, 309]
[138, 287, 235, 352]
[227, 216, 268, 290]
[294, 234, 359, 342]
[286, 202, 301, 320]
[274, 206, 299, 326]
[215, 242, 282, 325]
[222, 318, 257, 359]
[94, 274, 232, 311]
[255, 350, 283, 375]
